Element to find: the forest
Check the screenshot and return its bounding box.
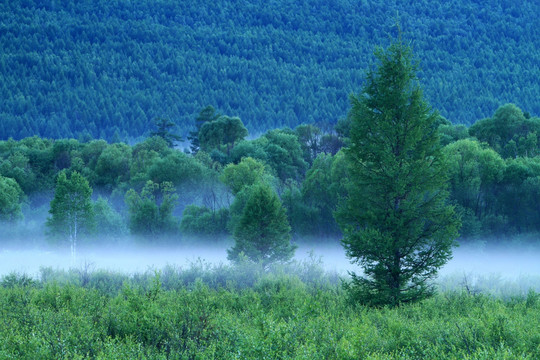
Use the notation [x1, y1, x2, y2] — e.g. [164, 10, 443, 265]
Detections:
[2, 102, 540, 246]
[1, 0, 540, 141]
[3, 1, 540, 357]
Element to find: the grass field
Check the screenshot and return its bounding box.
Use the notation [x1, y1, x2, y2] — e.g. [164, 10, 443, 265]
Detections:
[1, 259, 539, 359]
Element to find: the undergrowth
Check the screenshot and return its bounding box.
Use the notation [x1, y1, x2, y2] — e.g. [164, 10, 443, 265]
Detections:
[1, 259, 539, 359]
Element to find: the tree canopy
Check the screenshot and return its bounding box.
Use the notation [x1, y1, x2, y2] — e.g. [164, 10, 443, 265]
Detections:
[1, 0, 539, 142]
[0, 175, 24, 223]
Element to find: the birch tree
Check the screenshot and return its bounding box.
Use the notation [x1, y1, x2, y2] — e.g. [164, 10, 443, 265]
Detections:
[47, 171, 94, 263]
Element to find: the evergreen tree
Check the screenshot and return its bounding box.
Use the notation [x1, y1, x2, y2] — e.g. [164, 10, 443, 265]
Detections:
[336, 39, 460, 306]
[46, 171, 94, 262]
[188, 105, 220, 154]
[227, 182, 296, 268]
[150, 117, 183, 148]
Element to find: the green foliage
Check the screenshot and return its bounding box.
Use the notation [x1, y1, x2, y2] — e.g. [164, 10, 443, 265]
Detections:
[500, 157, 540, 233]
[438, 122, 470, 146]
[0, 175, 24, 222]
[220, 156, 269, 195]
[95, 143, 132, 190]
[444, 139, 505, 237]
[150, 117, 183, 148]
[199, 115, 248, 156]
[46, 171, 94, 256]
[259, 129, 308, 182]
[146, 151, 206, 188]
[2, 1, 540, 141]
[179, 205, 229, 238]
[281, 181, 316, 237]
[337, 39, 460, 306]
[231, 129, 308, 183]
[92, 197, 128, 240]
[188, 105, 220, 154]
[295, 124, 323, 164]
[228, 182, 296, 268]
[125, 180, 179, 237]
[469, 103, 540, 158]
[1, 264, 540, 359]
[469, 104, 540, 158]
[0, 151, 37, 194]
[301, 153, 341, 237]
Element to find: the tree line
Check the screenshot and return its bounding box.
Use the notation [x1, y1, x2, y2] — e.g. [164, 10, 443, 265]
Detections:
[1, 102, 540, 244]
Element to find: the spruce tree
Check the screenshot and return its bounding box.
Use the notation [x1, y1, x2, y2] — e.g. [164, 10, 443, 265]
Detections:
[336, 39, 460, 306]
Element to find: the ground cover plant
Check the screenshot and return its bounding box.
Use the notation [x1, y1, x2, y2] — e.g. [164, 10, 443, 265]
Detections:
[1, 260, 539, 359]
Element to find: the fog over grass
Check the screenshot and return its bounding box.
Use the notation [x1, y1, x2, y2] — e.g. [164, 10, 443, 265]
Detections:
[2, 239, 540, 295]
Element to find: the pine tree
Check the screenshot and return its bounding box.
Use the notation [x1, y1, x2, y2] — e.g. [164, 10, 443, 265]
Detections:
[150, 117, 183, 148]
[227, 182, 296, 268]
[336, 39, 460, 306]
[47, 171, 94, 263]
[188, 105, 220, 154]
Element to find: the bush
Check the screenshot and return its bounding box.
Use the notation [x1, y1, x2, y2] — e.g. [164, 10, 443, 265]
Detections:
[1, 262, 539, 358]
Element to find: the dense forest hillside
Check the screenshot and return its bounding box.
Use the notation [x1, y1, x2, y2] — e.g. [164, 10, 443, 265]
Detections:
[1, 0, 539, 141]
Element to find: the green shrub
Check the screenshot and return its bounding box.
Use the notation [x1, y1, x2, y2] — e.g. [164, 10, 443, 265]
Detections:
[1, 263, 539, 358]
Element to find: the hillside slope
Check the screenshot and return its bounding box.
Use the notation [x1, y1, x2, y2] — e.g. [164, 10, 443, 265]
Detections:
[1, 0, 539, 140]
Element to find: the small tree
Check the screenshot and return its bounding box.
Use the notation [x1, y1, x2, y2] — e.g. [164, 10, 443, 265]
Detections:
[0, 175, 24, 223]
[336, 39, 460, 306]
[227, 182, 296, 268]
[47, 171, 94, 262]
[220, 157, 268, 195]
[125, 180, 179, 237]
[93, 197, 128, 240]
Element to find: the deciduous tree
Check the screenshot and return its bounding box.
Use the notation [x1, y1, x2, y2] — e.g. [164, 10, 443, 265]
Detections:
[125, 180, 179, 237]
[199, 116, 248, 156]
[47, 171, 94, 262]
[0, 175, 24, 223]
[188, 106, 220, 154]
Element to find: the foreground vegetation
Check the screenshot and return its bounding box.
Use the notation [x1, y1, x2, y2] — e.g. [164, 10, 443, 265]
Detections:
[1, 261, 540, 359]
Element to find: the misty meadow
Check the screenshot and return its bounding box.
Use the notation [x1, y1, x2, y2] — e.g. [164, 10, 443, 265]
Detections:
[2, 0, 540, 358]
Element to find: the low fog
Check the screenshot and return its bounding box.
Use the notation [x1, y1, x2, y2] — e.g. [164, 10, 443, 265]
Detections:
[2, 240, 540, 285]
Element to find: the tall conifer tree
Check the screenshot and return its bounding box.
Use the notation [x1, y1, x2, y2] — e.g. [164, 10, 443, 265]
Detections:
[336, 38, 460, 306]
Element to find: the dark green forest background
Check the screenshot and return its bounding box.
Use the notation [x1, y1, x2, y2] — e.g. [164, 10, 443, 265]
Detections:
[2, 0, 539, 141]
